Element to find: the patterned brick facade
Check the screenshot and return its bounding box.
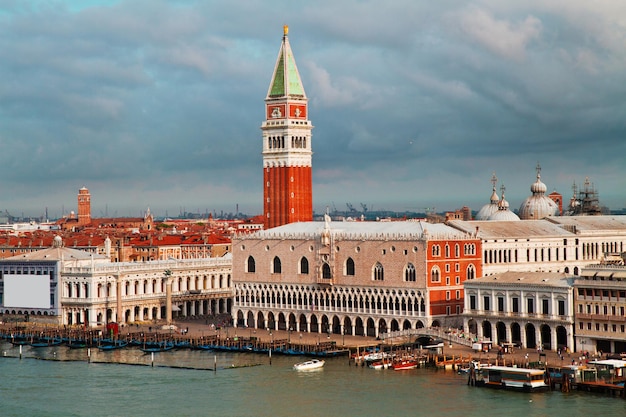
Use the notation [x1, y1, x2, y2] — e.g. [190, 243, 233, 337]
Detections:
[232, 220, 481, 337]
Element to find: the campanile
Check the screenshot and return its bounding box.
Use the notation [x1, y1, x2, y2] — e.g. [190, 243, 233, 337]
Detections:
[77, 186, 91, 226]
[262, 26, 313, 229]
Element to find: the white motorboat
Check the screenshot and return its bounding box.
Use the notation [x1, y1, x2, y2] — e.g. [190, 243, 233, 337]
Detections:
[293, 359, 325, 371]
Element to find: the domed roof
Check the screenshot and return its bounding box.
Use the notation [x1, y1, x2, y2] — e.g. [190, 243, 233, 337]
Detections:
[519, 164, 558, 220]
[488, 185, 520, 221]
[475, 172, 500, 220]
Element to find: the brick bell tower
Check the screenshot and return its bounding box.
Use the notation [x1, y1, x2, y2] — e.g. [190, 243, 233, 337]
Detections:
[262, 26, 313, 229]
[77, 186, 91, 226]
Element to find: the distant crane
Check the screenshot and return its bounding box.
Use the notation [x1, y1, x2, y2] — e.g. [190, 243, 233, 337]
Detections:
[360, 203, 368, 213]
[346, 203, 357, 213]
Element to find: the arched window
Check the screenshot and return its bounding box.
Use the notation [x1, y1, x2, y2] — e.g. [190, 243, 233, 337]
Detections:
[405, 263, 416, 282]
[455, 244, 460, 258]
[373, 262, 384, 281]
[300, 257, 309, 274]
[273, 256, 282, 274]
[322, 263, 332, 279]
[246, 256, 256, 273]
[466, 264, 475, 280]
[431, 267, 440, 283]
[345, 257, 355, 276]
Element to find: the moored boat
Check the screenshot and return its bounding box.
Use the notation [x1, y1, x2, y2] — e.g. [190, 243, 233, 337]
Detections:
[293, 358, 325, 371]
[30, 337, 63, 348]
[475, 365, 549, 392]
[369, 359, 392, 370]
[391, 358, 418, 370]
[140, 342, 174, 353]
[99, 340, 129, 351]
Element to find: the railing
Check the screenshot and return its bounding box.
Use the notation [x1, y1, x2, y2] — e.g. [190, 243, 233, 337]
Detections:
[379, 328, 475, 347]
[62, 258, 231, 274]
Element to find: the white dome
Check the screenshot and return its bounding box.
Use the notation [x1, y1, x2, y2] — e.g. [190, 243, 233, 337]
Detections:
[488, 187, 520, 221]
[519, 166, 558, 220]
[476, 203, 498, 220]
[475, 173, 500, 220]
[489, 209, 520, 221]
[519, 196, 558, 219]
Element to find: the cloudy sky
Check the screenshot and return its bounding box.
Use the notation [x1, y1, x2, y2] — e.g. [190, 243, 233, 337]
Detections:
[1, 0, 625, 219]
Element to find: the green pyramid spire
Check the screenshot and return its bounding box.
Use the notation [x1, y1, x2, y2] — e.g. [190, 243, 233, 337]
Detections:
[268, 26, 306, 99]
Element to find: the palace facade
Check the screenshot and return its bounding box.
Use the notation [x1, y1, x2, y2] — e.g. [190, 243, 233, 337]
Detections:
[0, 236, 233, 327]
[232, 218, 481, 338]
[463, 271, 575, 351]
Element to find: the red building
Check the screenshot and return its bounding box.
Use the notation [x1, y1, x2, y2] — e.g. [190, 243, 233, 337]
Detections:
[262, 26, 313, 229]
[426, 238, 482, 322]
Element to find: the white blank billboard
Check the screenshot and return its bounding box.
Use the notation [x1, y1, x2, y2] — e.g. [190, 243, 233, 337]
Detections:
[4, 274, 50, 309]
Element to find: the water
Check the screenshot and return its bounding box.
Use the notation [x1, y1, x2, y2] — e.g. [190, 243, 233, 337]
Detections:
[1, 342, 624, 417]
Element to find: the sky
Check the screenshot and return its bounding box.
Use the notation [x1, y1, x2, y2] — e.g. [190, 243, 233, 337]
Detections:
[1, 0, 625, 220]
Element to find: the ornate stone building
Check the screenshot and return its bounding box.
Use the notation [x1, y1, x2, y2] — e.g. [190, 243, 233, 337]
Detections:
[0, 237, 233, 327]
[463, 271, 575, 351]
[232, 218, 481, 338]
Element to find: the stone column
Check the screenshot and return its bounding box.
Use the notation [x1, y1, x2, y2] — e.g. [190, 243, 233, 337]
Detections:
[116, 274, 122, 324]
[164, 270, 173, 325]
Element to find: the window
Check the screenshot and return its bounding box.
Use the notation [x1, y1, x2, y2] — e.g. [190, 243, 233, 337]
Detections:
[455, 244, 460, 258]
[512, 297, 519, 313]
[445, 245, 450, 258]
[432, 245, 440, 257]
[246, 256, 256, 273]
[483, 296, 491, 311]
[542, 299, 549, 315]
[373, 263, 384, 281]
[470, 295, 477, 310]
[558, 300, 565, 316]
[345, 258, 355, 276]
[527, 298, 534, 314]
[300, 257, 309, 274]
[322, 263, 332, 279]
[456, 290, 460, 300]
[466, 264, 476, 280]
[497, 297, 504, 312]
[446, 291, 450, 300]
[405, 263, 416, 282]
[430, 267, 441, 283]
[445, 264, 450, 273]
[273, 256, 282, 274]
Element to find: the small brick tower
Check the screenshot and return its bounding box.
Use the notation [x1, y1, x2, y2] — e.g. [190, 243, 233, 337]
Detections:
[77, 186, 91, 226]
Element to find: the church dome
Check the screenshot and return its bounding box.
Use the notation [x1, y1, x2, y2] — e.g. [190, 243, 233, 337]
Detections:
[475, 172, 500, 220]
[488, 185, 520, 221]
[518, 164, 558, 220]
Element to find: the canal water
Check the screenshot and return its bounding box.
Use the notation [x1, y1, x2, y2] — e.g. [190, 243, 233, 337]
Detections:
[1, 341, 624, 417]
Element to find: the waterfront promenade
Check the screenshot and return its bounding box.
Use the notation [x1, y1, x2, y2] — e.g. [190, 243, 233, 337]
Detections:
[0, 317, 593, 367]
